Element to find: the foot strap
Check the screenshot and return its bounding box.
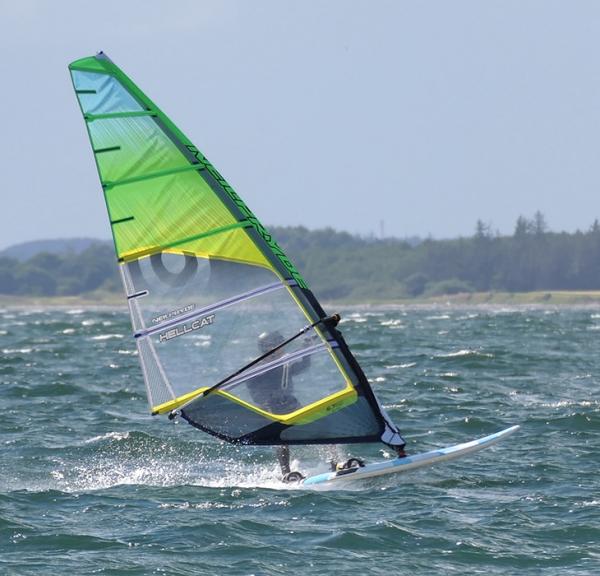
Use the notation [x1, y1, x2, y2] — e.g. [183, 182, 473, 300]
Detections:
[336, 457, 365, 471]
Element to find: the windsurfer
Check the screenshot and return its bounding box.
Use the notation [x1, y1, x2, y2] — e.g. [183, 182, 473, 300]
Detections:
[247, 330, 310, 482]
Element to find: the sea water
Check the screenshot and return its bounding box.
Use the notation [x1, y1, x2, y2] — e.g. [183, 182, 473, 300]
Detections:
[1, 306, 599, 575]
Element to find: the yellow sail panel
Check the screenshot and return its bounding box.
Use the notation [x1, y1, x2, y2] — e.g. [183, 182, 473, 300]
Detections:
[165, 227, 272, 270]
[153, 386, 357, 426]
[105, 170, 238, 261]
[119, 226, 271, 270]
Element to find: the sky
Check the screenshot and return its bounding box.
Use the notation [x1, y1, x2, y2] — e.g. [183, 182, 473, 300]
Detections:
[1, 0, 600, 250]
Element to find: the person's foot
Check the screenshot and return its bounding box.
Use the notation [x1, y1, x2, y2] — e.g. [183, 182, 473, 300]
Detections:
[394, 446, 408, 458]
[282, 471, 305, 483]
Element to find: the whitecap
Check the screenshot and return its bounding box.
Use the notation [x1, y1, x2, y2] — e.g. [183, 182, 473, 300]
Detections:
[2, 348, 32, 354]
[457, 313, 479, 320]
[541, 399, 596, 408]
[436, 349, 493, 359]
[159, 498, 289, 511]
[383, 401, 407, 409]
[85, 431, 130, 444]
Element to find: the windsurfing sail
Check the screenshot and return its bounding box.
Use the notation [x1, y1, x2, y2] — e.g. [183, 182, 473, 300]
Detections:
[69, 52, 404, 446]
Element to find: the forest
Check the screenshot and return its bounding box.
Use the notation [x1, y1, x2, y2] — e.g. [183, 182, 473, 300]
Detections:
[2, 213, 600, 300]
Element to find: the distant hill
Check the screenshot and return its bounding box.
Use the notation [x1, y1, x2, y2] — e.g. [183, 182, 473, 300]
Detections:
[0, 238, 111, 261]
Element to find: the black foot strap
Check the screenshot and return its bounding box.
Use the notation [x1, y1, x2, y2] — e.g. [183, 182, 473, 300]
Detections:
[282, 471, 305, 483]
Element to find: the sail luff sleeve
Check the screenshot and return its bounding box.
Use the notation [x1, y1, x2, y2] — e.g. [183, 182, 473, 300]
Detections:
[69, 52, 402, 446]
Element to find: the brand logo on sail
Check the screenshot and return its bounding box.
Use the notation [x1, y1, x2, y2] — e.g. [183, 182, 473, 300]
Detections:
[158, 314, 215, 342]
[152, 304, 195, 324]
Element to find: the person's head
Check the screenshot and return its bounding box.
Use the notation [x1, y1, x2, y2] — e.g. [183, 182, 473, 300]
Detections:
[258, 330, 284, 354]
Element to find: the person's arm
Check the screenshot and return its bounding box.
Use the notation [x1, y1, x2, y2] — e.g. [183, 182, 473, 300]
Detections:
[290, 354, 311, 375]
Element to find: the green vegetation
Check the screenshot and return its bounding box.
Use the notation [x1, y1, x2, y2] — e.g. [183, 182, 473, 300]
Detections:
[0, 243, 120, 297]
[275, 213, 600, 300]
[3, 213, 600, 302]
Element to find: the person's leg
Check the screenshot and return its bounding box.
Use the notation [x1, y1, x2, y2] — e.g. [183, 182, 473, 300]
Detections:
[326, 445, 344, 470]
[275, 445, 290, 475]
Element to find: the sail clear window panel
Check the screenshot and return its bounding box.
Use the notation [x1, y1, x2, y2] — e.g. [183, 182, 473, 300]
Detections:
[72, 70, 143, 115]
[141, 287, 344, 403]
[88, 116, 191, 183]
[224, 347, 348, 414]
[124, 252, 278, 333]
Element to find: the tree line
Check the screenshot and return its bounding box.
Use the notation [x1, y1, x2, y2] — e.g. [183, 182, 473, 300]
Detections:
[3, 213, 600, 299]
[0, 243, 120, 297]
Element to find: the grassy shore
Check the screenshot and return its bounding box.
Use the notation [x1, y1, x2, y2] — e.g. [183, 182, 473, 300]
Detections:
[3, 290, 600, 308]
[389, 290, 600, 306]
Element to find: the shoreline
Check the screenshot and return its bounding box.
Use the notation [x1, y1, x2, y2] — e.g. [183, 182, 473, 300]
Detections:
[3, 290, 600, 308]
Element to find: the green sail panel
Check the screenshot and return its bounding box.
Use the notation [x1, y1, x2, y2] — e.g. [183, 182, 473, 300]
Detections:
[69, 52, 404, 447]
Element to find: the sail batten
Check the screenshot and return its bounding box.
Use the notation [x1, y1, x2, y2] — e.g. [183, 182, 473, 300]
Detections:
[86, 110, 157, 121]
[70, 52, 404, 447]
[103, 162, 204, 189]
[94, 145, 121, 154]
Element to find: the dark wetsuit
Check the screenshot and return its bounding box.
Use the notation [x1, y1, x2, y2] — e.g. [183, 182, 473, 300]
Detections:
[246, 354, 311, 477]
[247, 356, 310, 414]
